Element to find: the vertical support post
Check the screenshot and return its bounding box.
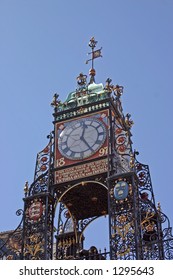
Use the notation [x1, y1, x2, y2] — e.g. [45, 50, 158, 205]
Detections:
[108, 172, 144, 260]
[21, 192, 54, 260]
[131, 174, 142, 259]
[107, 106, 115, 259]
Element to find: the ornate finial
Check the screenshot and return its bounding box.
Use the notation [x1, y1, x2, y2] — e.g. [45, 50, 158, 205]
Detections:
[157, 202, 161, 212]
[24, 181, 29, 197]
[76, 73, 87, 87]
[125, 113, 134, 128]
[86, 37, 102, 83]
[105, 78, 112, 86]
[88, 37, 98, 49]
[51, 93, 62, 111]
[47, 130, 54, 140]
[113, 84, 124, 98]
[105, 78, 114, 93]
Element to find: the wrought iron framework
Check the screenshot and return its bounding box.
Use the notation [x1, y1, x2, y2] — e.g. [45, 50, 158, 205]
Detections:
[1, 38, 173, 260]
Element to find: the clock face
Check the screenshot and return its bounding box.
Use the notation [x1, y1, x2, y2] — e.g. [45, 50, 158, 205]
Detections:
[58, 118, 106, 160]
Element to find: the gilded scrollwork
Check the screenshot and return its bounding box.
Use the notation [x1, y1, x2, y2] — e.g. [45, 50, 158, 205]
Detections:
[23, 234, 44, 259]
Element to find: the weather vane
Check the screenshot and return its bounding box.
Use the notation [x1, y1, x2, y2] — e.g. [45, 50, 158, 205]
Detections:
[86, 37, 102, 83]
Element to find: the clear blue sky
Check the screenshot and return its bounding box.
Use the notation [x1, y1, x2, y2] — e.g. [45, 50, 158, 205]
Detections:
[0, 0, 173, 251]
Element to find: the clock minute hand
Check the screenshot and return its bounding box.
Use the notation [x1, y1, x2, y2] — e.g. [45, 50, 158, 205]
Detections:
[80, 124, 94, 151]
[81, 137, 94, 151]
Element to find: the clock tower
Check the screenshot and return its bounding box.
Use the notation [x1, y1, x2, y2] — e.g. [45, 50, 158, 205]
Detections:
[20, 38, 173, 260]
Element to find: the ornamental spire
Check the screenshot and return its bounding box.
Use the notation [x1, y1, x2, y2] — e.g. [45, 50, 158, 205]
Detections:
[86, 37, 102, 84]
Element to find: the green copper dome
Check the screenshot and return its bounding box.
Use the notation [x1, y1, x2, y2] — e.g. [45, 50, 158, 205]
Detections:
[61, 82, 108, 110]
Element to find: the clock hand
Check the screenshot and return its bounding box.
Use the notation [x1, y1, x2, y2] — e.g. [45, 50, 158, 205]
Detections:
[81, 137, 94, 151]
[80, 122, 88, 139]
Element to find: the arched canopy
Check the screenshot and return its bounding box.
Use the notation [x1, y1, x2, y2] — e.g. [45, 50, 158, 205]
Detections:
[58, 181, 108, 220]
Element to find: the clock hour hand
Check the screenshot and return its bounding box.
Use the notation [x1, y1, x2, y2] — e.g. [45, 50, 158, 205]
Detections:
[80, 123, 86, 139]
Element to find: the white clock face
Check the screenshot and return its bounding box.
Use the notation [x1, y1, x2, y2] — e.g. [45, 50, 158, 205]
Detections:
[58, 118, 106, 160]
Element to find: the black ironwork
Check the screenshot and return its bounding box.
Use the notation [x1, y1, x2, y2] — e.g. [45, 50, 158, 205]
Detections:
[20, 133, 55, 260]
[1, 38, 173, 260]
[135, 160, 173, 259]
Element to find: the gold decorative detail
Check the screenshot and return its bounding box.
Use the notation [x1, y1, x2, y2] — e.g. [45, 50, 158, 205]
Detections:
[157, 202, 161, 212]
[114, 223, 134, 240]
[6, 255, 14, 260]
[141, 211, 155, 229]
[128, 184, 133, 195]
[125, 113, 134, 128]
[86, 37, 102, 83]
[113, 84, 123, 97]
[76, 73, 87, 86]
[145, 223, 155, 232]
[24, 181, 29, 196]
[117, 247, 130, 257]
[118, 214, 127, 223]
[89, 68, 96, 77]
[105, 78, 114, 93]
[129, 153, 135, 168]
[24, 234, 44, 259]
[77, 107, 84, 114]
[51, 93, 62, 109]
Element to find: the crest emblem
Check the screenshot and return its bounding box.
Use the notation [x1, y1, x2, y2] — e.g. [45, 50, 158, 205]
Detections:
[114, 181, 129, 200]
[28, 201, 43, 221]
